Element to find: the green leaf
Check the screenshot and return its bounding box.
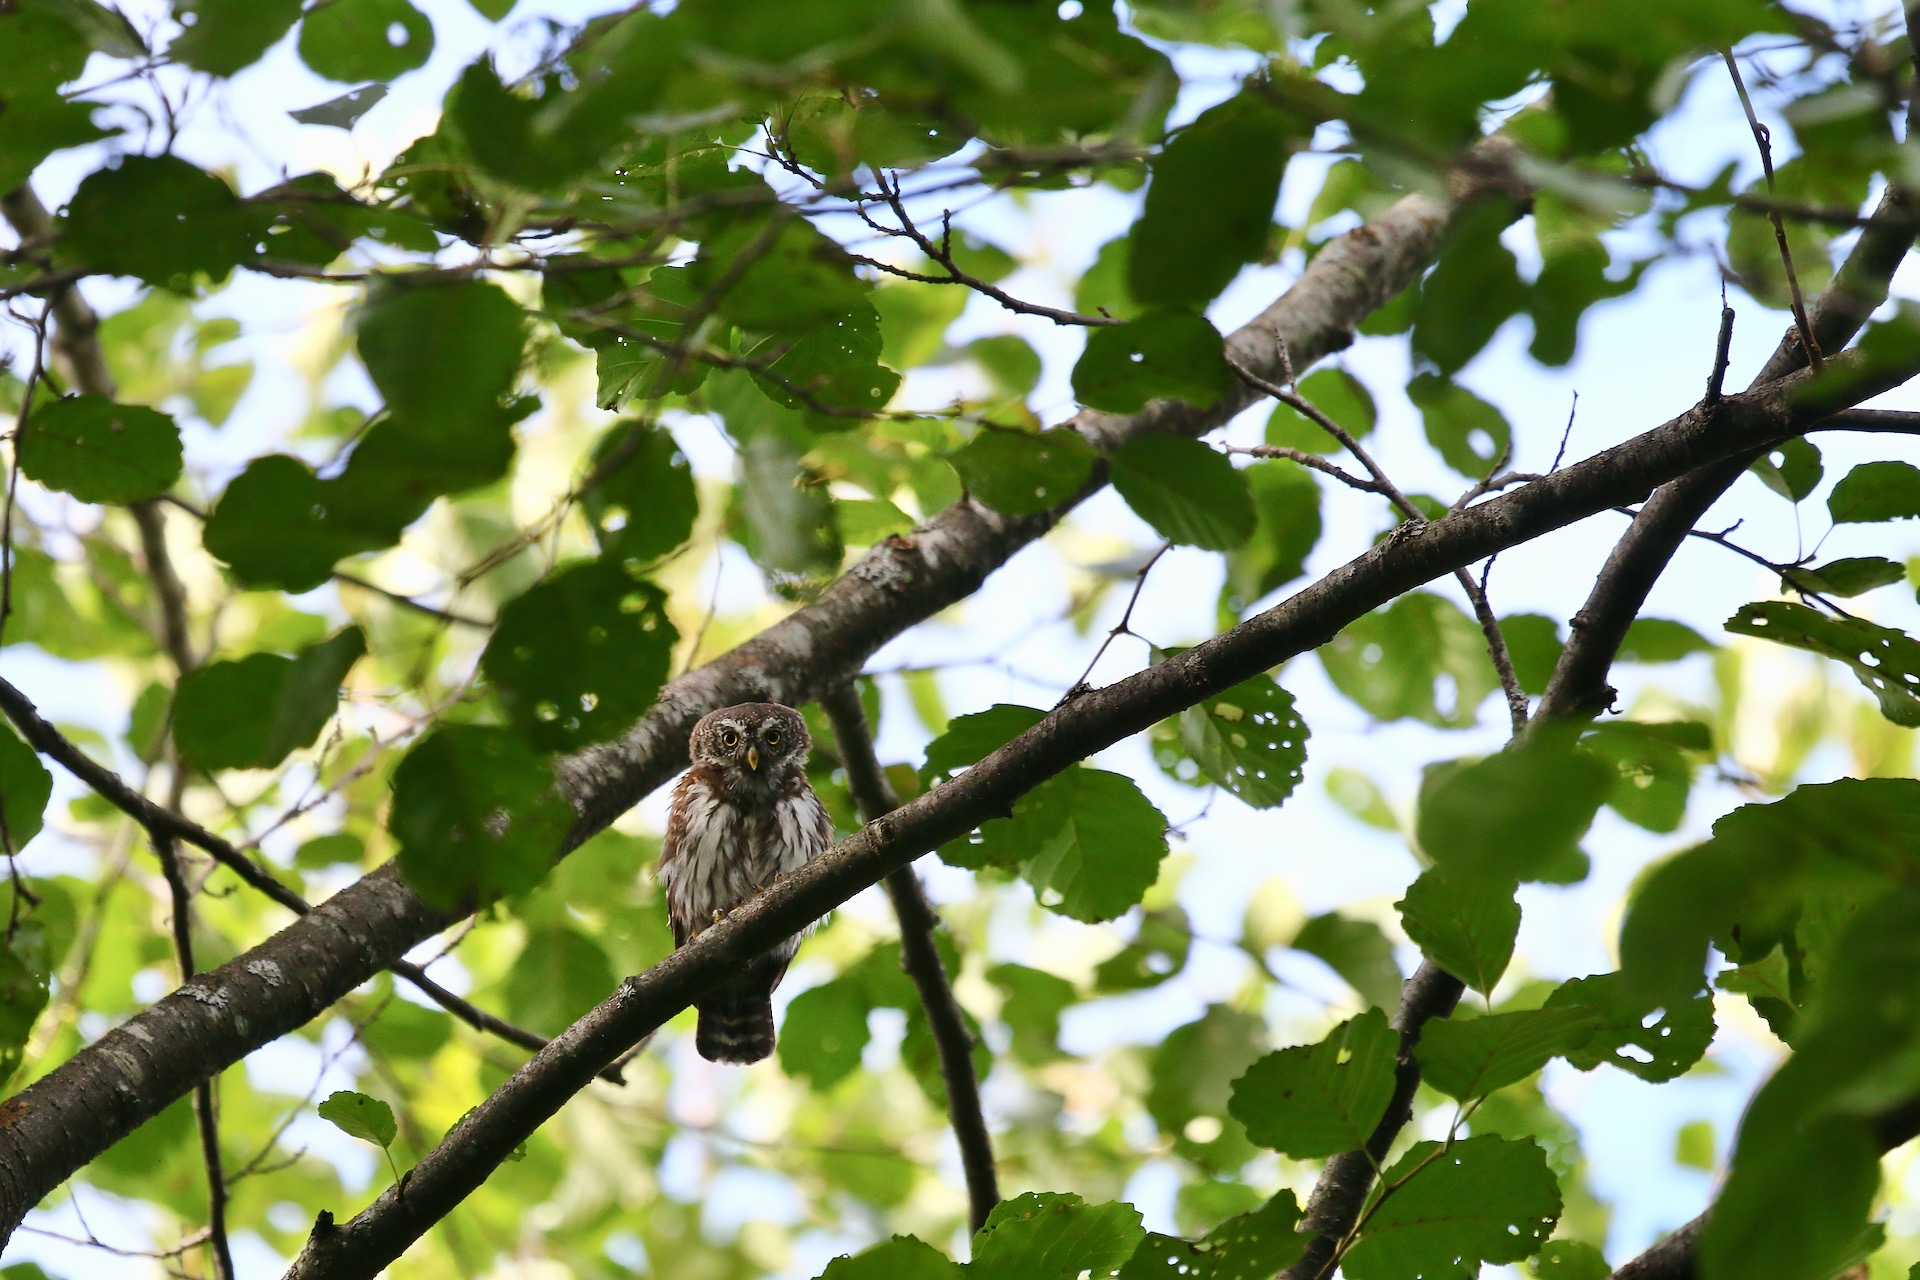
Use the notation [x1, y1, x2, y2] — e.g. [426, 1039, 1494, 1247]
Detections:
[1582, 721, 1705, 834]
[1412, 201, 1530, 376]
[778, 977, 873, 1090]
[1128, 92, 1295, 308]
[1147, 1005, 1267, 1173]
[1530, 1241, 1611, 1279]
[317, 1090, 396, 1148]
[1408, 374, 1512, 478]
[581, 421, 699, 560]
[1783, 555, 1906, 597]
[1091, 909, 1191, 993]
[1222, 460, 1321, 613]
[1265, 368, 1376, 453]
[1726, 601, 1920, 726]
[820, 1236, 958, 1280]
[171, 0, 303, 75]
[1828, 459, 1920, 523]
[733, 432, 843, 586]
[1545, 972, 1714, 1082]
[1292, 913, 1402, 1011]
[1416, 740, 1610, 883]
[390, 725, 574, 908]
[1118, 1191, 1305, 1280]
[480, 558, 676, 753]
[1229, 1007, 1397, 1158]
[999, 769, 1169, 923]
[1415, 1005, 1602, 1099]
[948, 429, 1096, 517]
[1072, 311, 1236, 413]
[61, 155, 249, 287]
[0, 921, 52, 1085]
[1109, 435, 1255, 550]
[921, 704, 1044, 785]
[1174, 673, 1308, 808]
[970, 1193, 1145, 1280]
[1397, 867, 1520, 995]
[357, 278, 524, 428]
[986, 963, 1077, 1065]
[299, 0, 434, 82]
[1319, 591, 1501, 728]
[966, 334, 1042, 400]
[697, 219, 869, 335]
[288, 84, 389, 129]
[467, 0, 515, 18]
[503, 926, 617, 1037]
[1617, 617, 1714, 663]
[1343, 1135, 1561, 1280]
[203, 454, 396, 592]
[752, 302, 900, 424]
[19, 396, 181, 505]
[1750, 438, 1823, 502]
[1500, 614, 1564, 696]
[174, 627, 366, 772]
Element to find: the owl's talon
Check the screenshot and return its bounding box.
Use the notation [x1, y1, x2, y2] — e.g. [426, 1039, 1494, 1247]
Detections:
[710, 908, 727, 924]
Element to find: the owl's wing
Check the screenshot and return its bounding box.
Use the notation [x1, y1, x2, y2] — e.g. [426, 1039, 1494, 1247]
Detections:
[660, 771, 696, 950]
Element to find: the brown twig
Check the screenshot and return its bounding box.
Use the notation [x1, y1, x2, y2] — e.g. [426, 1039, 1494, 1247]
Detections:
[1230, 358, 1530, 732]
[1225, 443, 1383, 494]
[1723, 50, 1823, 371]
[1705, 295, 1736, 405]
[818, 682, 999, 1232]
[1059, 541, 1173, 702]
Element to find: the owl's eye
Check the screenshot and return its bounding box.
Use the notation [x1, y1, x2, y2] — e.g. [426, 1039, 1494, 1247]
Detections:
[764, 729, 782, 747]
[720, 729, 740, 749]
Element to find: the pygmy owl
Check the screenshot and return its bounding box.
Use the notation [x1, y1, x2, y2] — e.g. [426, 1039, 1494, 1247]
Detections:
[659, 702, 834, 1063]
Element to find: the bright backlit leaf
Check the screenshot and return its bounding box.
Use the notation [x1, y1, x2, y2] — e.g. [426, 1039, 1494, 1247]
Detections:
[1342, 1135, 1561, 1280]
[1230, 1007, 1397, 1159]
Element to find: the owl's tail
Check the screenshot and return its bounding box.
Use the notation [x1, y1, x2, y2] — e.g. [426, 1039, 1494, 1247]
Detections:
[696, 972, 777, 1063]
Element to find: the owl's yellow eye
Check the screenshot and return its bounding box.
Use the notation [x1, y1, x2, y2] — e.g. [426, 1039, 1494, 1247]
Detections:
[764, 730, 781, 746]
[720, 729, 740, 748]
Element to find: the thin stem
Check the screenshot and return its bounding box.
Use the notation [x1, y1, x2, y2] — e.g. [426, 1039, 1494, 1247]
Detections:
[1723, 50, 1823, 371]
[1060, 541, 1173, 701]
[818, 682, 1000, 1232]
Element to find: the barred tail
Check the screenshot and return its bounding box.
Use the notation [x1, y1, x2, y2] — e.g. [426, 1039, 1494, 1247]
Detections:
[696, 975, 777, 1063]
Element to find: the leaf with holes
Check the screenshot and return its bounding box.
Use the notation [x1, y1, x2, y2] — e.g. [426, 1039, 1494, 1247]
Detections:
[1416, 1005, 1601, 1099]
[1398, 867, 1520, 995]
[580, 420, 699, 561]
[390, 725, 574, 908]
[174, 627, 366, 771]
[1072, 309, 1236, 413]
[1147, 1005, 1268, 1174]
[1320, 591, 1500, 728]
[1229, 1007, 1397, 1159]
[1783, 556, 1906, 598]
[1175, 673, 1307, 807]
[948, 428, 1096, 517]
[171, 0, 304, 76]
[1828, 460, 1920, 524]
[1408, 373, 1511, 477]
[481, 557, 677, 753]
[1117, 1190, 1305, 1280]
[1110, 435, 1255, 549]
[1726, 601, 1920, 726]
[820, 1236, 958, 1280]
[970, 1193, 1145, 1280]
[317, 1090, 396, 1149]
[1544, 972, 1714, 1082]
[299, 0, 434, 82]
[1342, 1135, 1561, 1280]
[1751, 437, 1822, 502]
[19, 395, 181, 505]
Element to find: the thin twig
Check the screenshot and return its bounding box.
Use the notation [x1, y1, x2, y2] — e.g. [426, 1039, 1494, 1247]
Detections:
[1, 298, 51, 651]
[153, 830, 236, 1280]
[1225, 443, 1383, 494]
[1705, 294, 1736, 405]
[1723, 50, 1823, 370]
[1231, 359, 1529, 731]
[1058, 541, 1173, 703]
[818, 682, 999, 1232]
[333, 572, 490, 630]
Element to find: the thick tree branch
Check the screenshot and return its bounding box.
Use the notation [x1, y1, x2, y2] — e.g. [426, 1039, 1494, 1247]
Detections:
[818, 682, 999, 1233]
[278, 348, 1920, 1279]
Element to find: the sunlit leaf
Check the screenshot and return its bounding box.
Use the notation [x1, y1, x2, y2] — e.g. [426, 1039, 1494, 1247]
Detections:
[1230, 1007, 1397, 1158]
[1342, 1135, 1560, 1280]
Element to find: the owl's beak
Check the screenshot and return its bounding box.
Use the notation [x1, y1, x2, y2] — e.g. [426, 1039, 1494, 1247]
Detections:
[746, 745, 760, 771]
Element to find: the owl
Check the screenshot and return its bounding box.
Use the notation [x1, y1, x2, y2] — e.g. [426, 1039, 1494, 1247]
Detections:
[659, 702, 834, 1063]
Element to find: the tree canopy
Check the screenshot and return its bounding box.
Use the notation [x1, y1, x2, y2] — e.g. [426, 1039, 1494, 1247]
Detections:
[4, 1, 1920, 1279]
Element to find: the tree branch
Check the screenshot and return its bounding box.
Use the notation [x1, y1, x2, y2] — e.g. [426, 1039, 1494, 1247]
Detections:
[276, 346, 1920, 1279]
[818, 682, 999, 1233]
[0, 152, 1514, 1245]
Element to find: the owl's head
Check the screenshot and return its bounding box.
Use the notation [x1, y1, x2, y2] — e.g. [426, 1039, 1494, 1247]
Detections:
[689, 703, 811, 792]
